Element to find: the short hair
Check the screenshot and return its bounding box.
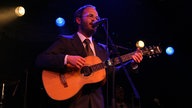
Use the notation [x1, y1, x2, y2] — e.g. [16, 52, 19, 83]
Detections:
[73, 4, 96, 22]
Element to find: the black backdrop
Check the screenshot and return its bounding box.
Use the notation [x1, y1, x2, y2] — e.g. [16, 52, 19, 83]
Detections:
[0, 0, 191, 108]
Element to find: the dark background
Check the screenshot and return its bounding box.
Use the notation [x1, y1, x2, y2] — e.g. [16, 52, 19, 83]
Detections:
[0, 0, 191, 108]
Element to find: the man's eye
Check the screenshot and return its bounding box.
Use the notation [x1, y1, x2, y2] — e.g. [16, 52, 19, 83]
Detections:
[88, 14, 94, 18]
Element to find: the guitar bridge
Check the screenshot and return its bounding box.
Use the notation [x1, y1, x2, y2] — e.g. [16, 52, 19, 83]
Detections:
[60, 74, 68, 87]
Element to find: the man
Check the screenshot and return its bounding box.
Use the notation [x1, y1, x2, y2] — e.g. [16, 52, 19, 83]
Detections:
[35, 4, 143, 108]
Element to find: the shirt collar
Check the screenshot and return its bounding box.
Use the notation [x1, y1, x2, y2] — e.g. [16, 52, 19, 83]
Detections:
[77, 32, 93, 43]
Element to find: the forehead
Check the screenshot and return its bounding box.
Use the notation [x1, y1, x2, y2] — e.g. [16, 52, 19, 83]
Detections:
[82, 7, 98, 15]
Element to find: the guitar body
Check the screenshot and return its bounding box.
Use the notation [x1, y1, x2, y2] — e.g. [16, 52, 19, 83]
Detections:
[42, 56, 106, 101]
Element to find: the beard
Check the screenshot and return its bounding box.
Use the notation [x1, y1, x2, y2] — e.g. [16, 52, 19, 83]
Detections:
[80, 23, 97, 37]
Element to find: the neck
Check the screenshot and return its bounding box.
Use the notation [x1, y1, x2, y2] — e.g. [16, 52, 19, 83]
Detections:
[78, 29, 94, 38]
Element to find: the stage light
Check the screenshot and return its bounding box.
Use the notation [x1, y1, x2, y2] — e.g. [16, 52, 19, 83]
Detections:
[0, 6, 25, 26]
[166, 46, 174, 56]
[55, 17, 65, 27]
[136, 40, 145, 48]
[15, 6, 25, 17]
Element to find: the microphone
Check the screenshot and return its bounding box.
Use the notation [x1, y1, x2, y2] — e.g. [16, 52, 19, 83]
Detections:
[92, 18, 108, 28]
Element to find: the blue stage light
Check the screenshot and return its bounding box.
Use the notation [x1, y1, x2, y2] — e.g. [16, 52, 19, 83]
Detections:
[55, 17, 65, 27]
[166, 46, 174, 55]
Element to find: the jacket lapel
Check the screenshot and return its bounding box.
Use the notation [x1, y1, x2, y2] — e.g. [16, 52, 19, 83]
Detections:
[71, 34, 87, 57]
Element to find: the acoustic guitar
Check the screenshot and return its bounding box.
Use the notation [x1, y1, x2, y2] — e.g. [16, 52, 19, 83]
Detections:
[42, 46, 162, 101]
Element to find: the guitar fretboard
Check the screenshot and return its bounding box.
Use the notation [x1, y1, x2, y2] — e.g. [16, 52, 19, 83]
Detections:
[112, 52, 134, 66]
[90, 62, 106, 72]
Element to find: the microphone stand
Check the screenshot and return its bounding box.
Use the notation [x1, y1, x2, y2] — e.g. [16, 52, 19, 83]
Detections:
[102, 19, 140, 108]
[101, 18, 116, 108]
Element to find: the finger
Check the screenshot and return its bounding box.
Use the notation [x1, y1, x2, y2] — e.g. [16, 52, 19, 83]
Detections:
[75, 65, 81, 69]
[133, 55, 141, 63]
[78, 58, 86, 66]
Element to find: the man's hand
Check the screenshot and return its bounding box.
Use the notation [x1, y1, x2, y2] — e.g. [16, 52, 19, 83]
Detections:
[132, 48, 143, 63]
[67, 55, 86, 69]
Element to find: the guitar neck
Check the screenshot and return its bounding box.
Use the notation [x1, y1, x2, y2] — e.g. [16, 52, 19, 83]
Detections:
[83, 46, 162, 75]
[111, 52, 134, 66]
[110, 46, 162, 66]
[89, 52, 133, 73]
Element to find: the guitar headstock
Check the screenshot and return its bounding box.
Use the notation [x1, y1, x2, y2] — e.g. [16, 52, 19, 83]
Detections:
[142, 45, 162, 58]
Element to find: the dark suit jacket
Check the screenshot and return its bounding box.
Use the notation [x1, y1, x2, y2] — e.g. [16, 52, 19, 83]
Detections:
[35, 33, 109, 108]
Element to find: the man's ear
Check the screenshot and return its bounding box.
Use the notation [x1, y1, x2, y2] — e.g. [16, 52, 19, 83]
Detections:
[75, 17, 81, 24]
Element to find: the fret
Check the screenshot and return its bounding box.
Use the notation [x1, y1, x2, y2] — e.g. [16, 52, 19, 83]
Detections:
[113, 52, 134, 65]
[90, 62, 105, 72]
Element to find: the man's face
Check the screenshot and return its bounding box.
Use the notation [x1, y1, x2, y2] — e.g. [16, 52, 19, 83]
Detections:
[80, 7, 100, 34]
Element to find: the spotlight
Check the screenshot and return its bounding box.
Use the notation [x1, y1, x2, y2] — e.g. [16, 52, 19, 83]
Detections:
[15, 6, 25, 17]
[166, 46, 174, 56]
[136, 40, 145, 48]
[55, 17, 65, 27]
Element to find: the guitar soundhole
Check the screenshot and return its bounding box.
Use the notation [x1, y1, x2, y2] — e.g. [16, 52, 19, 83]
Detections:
[81, 66, 92, 76]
